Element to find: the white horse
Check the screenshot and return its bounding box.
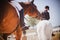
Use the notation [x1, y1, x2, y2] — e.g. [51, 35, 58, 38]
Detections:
[36, 20, 53, 40]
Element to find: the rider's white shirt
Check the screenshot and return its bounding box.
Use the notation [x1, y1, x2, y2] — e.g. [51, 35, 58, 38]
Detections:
[36, 20, 52, 40]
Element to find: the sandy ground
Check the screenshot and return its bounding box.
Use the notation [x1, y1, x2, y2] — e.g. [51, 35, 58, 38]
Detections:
[6, 29, 60, 40]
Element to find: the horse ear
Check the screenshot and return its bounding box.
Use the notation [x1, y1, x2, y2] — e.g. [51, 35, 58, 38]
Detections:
[31, 0, 34, 4]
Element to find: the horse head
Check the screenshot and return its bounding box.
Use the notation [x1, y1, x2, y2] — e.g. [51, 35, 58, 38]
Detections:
[19, 0, 40, 18]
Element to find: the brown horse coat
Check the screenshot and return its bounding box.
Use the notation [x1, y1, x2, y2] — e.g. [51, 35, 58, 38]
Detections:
[0, 3, 20, 33]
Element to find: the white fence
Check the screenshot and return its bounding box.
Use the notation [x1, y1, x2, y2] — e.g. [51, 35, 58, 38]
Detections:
[7, 28, 38, 40]
[7, 27, 59, 40]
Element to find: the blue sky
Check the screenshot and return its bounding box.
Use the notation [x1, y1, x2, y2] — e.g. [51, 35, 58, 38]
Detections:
[14, 0, 60, 27]
[33, 0, 60, 27]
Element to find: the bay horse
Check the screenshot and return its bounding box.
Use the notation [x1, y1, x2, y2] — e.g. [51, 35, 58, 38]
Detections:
[0, 0, 40, 40]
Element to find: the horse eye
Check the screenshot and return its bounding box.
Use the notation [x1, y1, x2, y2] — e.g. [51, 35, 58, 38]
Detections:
[30, 9, 34, 13]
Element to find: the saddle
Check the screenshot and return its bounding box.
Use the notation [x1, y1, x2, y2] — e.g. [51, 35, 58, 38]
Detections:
[10, 1, 29, 31]
[10, 1, 23, 18]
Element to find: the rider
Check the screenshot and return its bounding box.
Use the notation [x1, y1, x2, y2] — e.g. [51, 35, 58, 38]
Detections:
[42, 6, 50, 20]
[10, 0, 30, 34]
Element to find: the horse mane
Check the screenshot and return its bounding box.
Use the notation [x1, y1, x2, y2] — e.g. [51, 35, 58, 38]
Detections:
[19, 2, 37, 9]
[19, 2, 30, 9]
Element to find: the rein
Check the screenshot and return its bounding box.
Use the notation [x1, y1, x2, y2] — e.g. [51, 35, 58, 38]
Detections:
[24, 17, 29, 22]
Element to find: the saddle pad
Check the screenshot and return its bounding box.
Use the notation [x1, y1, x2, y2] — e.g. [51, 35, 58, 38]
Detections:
[10, 1, 23, 18]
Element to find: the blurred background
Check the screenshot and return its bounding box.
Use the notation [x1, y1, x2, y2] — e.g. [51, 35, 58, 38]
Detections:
[14, 0, 60, 27]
